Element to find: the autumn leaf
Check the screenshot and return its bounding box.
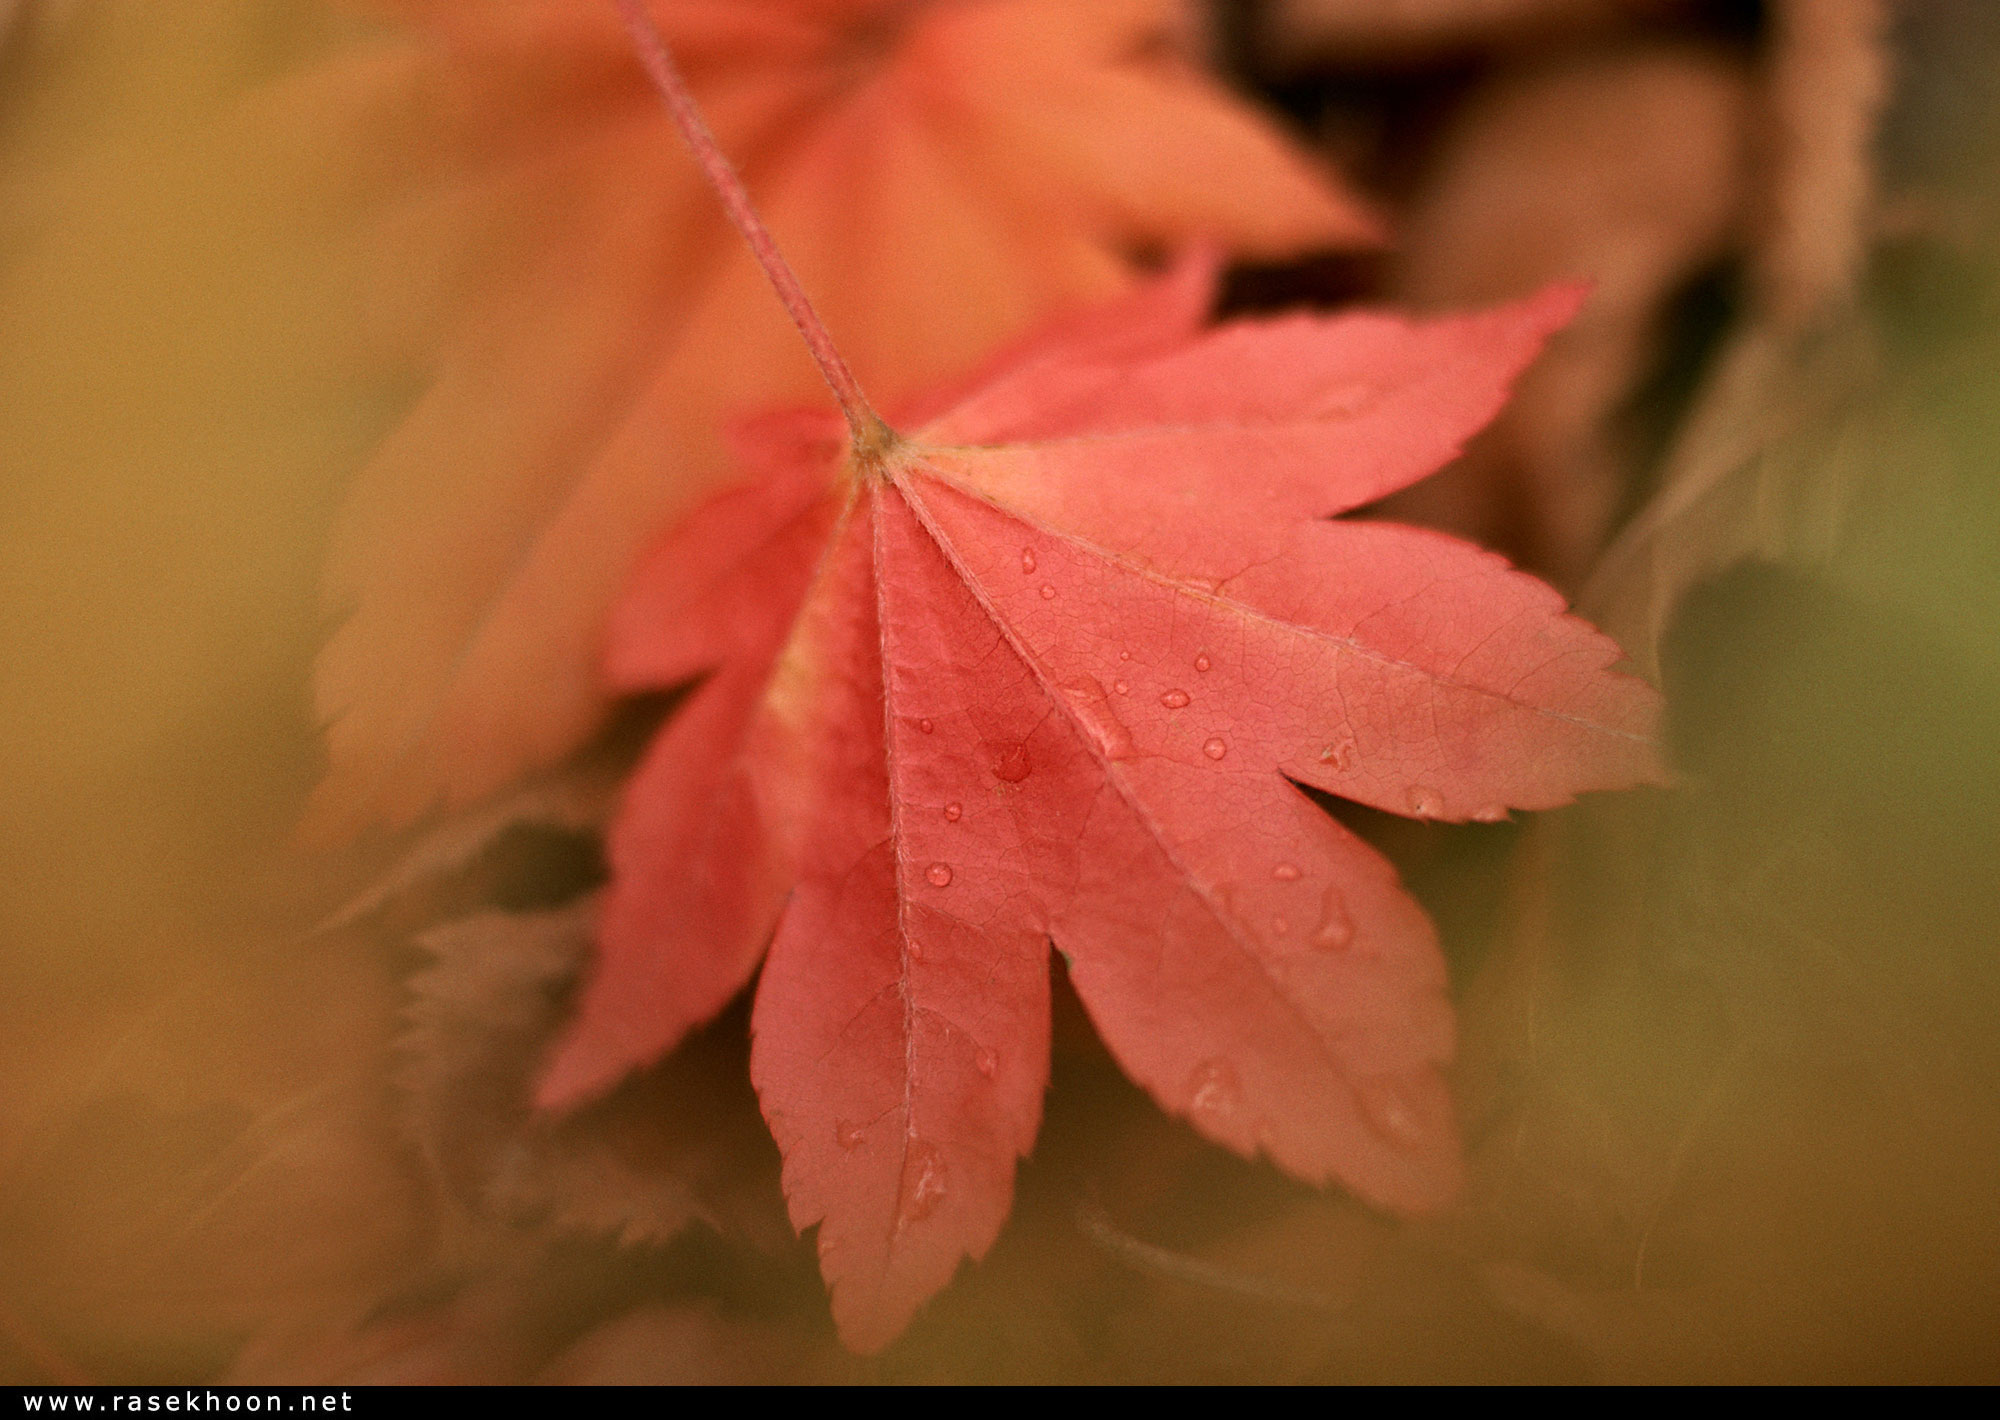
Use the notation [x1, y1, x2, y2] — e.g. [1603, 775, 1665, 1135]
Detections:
[518, 11, 1663, 1346]
[303, 0, 1380, 840]
[557, 277, 1658, 1352]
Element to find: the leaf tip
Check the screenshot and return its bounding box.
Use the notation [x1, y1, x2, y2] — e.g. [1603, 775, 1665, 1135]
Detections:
[1531, 277, 1596, 333]
[533, 1030, 618, 1117]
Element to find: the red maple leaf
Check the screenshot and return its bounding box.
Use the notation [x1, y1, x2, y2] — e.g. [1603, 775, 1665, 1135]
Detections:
[542, 5, 1662, 1352]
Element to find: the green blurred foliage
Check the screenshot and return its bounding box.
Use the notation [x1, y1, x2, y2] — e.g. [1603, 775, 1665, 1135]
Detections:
[1443, 0, 2000, 1379]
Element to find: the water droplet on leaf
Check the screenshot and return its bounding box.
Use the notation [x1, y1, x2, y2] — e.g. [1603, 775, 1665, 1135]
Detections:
[992, 744, 1032, 782]
[1187, 1058, 1242, 1119]
[1272, 862, 1301, 881]
[1194, 653, 1211, 673]
[1202, 736, 1228, 760]
[943, 802, 962, 822]
[1040, 584, 1057, 600]
[1312, 887, 1353, 950]
[925, 862, 953, 887]
[1472, 804, 1508, 823]
[974, 1047, 997, 1079]
[1407, 786, 1443, 818]
[1113, 679, 1129, 695]
[1319, 735, 1356, 771]
[1356, 1077, 1427, 1150]
[1019, 548, 1036, 574]
[900, 1142, 948, 1223]
[918, 717, 933, 734]
[1159, 688, 1190, 709]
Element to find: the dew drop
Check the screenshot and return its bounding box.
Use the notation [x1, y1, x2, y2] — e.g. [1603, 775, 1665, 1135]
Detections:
[992, 744, 1033, 782]
[974, 1046, 997, 1079]
[1472, 804, 1508, 823]
[1187, 1058, 1242, 1119]
[1319, 735, 1356, 771]
[1271, 915, 1291, 936]
[918, 717, 934, 734]
[1194, 653, 1212, 673]
[1312, 886, 1354, 951]
[1113, 680, 1129, 695]
[836, 1121, 865, 1151]
[1407, 786, 1443, 818]
[1202, 736, 1228, 760]
[1356, 1078, 1427, 1151]
[926, 862, 954, 887]
[1272, 862, 1302, 882]
[900, 1142, 949, 1223]
[943, 802, 963, 822]
[1118, 650, 1132, 662]
[1040, 584, 1057, 600]
[1159, 688, 1191, 709]
[1019, 547, 1037, 574]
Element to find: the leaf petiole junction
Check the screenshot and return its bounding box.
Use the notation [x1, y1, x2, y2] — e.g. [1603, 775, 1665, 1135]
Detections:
[611, 0, 898, 464]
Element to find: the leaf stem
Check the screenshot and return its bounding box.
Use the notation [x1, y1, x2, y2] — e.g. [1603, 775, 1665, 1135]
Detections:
[612, 0, 894, 457]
